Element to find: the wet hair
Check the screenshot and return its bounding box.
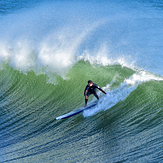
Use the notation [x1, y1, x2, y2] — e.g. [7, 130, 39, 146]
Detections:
[88, 80, 93, 84]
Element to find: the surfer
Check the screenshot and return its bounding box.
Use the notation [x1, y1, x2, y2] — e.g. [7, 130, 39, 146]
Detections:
[84, 80, 106, 107]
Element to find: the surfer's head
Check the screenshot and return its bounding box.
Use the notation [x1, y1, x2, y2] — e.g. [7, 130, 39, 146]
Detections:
[88, 80, 93, 87]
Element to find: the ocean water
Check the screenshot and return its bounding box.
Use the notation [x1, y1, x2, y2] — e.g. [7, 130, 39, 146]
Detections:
[0, 0, 163, 162]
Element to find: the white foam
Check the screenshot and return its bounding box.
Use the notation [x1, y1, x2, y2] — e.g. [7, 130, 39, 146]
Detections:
[0, 44, 10, 67]
[125, 71, 163, 85]
[77, 48, 136, 70]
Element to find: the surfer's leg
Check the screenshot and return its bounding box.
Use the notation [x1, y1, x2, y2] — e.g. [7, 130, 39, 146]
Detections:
[94, 89, 99, 100]
[94, 93, 99, 100]
[85, 92, 90, 106]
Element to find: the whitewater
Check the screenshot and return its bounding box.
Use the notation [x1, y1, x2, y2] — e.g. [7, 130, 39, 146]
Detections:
[0, 0, 163, 162]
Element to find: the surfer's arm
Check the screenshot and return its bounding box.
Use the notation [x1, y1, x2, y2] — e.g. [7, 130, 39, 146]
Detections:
[84, 88, 89, 107]
[84, 89, 87, 96]
[84, 86, 89, 97]
[97, 86, 107, 94]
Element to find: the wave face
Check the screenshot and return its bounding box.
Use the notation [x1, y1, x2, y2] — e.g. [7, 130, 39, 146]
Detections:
[0, 0, 163, 162]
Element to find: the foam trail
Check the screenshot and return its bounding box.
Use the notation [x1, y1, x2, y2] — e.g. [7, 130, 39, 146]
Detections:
[83, 71, 163, 117]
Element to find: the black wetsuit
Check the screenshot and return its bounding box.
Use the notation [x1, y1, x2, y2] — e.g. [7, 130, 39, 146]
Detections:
[84, 83, 106, 106]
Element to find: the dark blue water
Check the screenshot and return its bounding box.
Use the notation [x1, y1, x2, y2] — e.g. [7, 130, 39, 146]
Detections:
[0, 0, 163, 162]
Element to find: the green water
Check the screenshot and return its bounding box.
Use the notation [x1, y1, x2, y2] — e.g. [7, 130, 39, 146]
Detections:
[0, 61, 163, 162]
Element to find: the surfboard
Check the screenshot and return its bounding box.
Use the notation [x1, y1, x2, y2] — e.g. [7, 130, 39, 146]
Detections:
[56, 101, 97, 120]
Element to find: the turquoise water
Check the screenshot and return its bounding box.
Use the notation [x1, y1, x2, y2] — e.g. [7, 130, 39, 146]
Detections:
[0, 0, 163, 162]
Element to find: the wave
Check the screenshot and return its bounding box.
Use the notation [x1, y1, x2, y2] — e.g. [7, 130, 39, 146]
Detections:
[0, 60, 163, 162]
[0, 61, 162, 117]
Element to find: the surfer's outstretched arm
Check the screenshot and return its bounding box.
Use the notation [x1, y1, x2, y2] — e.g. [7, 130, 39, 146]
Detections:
[99, 88, 107, 94]
[97, 86, 107, 95]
